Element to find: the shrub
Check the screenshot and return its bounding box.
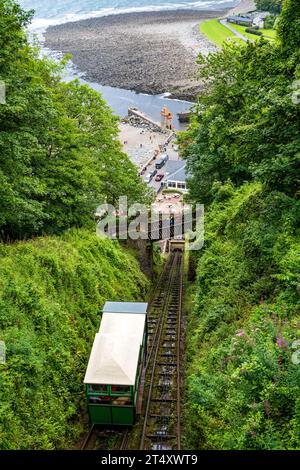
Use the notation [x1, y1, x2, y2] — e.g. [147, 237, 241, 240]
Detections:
[245, 27, 263, 35]
[264, 14, 276, 29]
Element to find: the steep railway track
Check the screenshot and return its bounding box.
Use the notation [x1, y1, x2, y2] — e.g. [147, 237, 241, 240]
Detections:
[140, 252, 183, 450]
[81, 251, 184, 451]
[80, 425, 129, 451]
[146, 254, 178, 368]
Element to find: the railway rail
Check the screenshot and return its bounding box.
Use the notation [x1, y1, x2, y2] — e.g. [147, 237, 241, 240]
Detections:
[80, 426, 129, 451]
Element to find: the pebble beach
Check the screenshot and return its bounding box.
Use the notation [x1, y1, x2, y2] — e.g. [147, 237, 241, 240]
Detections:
[44, 1, 256, 169]
[45, 10, 225, 101]
[44, 1, 256, 101]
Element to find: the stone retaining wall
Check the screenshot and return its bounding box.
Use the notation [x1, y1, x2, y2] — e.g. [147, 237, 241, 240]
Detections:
[127, 107, 165, 133]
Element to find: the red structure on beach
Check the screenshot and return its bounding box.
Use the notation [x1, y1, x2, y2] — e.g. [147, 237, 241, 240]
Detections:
[161, 107, 173, 131]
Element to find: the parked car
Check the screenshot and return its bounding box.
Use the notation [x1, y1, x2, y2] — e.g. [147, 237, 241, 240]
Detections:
[150, 169, 157, 178]
[155, 174, 164, 182]
[155, 153, 169, 169]
[144, 173, 153, 184]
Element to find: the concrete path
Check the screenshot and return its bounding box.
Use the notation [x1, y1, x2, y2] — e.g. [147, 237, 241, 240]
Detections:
[220, 19, 250, 43]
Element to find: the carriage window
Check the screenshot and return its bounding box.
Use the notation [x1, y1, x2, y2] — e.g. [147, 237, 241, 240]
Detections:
[89, 384, 108, 393]
[89, 396, 110, 405]
[112, 396, 132, 405]
[110, 385, 131, 394]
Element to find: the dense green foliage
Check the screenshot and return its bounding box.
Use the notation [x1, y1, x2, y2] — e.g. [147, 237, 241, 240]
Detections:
[264, 14, 276, 29]
[185, 183, 300, 449]
[245, 27, 263, 36]
[276, 0, 300, 52]
[0, 230, 149, 449]
[182, 0, 300, 449]
[255, 0, 282, 13]
[0, 0, 148, 241]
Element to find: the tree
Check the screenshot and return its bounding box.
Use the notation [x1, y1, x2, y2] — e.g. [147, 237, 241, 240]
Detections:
[255, 0, 282, 13]
[0, 0, 149, 240]
[264, 14, 276, 29]
[277, 0, 300, 53]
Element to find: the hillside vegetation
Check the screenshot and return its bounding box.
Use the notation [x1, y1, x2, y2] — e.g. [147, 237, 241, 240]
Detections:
[255, 0, 282, 13]
[0, 230, 149, 449]
[181, 0, 300, 449]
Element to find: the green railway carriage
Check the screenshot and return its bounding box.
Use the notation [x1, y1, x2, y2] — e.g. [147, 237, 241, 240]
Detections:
[84, 301, 148, 426]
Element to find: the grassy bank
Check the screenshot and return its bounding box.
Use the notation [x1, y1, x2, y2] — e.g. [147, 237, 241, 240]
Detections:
[200, 19, 243, 47]
[0, 229, 149, 449]
[229, 23, 277, 41]
[200, 19, 276, 47]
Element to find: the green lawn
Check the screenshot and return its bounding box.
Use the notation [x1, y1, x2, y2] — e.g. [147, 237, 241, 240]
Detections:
[229, 23, 277, 42]
[261, 28, 277, 39]
[200, 19, 243, 47]
[200, 19, 277, 48]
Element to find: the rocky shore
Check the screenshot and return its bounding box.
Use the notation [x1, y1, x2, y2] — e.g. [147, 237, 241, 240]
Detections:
[45, 10, 225, 101]
[228, 0, 256, 15]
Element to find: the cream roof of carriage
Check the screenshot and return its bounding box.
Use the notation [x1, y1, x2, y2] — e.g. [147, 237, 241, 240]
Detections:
[84, 305, 147, 386]
[102, 302, 148, 315]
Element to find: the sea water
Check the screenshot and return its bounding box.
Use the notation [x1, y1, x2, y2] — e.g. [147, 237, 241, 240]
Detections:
[19, 0, 238, 29]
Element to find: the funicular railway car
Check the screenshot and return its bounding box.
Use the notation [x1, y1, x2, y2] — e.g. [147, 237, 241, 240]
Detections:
[169, 239, 185, 253]
[84, 302, 148, 426]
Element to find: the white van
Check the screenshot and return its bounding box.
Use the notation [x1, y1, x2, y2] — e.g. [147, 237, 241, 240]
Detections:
[144, 173, 153, 184]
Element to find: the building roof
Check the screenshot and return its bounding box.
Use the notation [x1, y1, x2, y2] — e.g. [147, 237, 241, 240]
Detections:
[227, 15, 252, 23]
[252, 12, 270, 19]
[165, 160, 185, 174]
[84, 310, 147, 385]
[165, 160, 190, 183]
[103, 301, 148, 314]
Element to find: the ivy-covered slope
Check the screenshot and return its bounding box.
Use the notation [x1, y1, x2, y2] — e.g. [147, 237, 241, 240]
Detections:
[185, 183, 300, 449]
[0, 230, 149, 449]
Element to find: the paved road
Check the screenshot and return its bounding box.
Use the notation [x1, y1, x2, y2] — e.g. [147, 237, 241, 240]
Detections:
[220, 19, 250, 42]
[145, 136, 180, 193]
